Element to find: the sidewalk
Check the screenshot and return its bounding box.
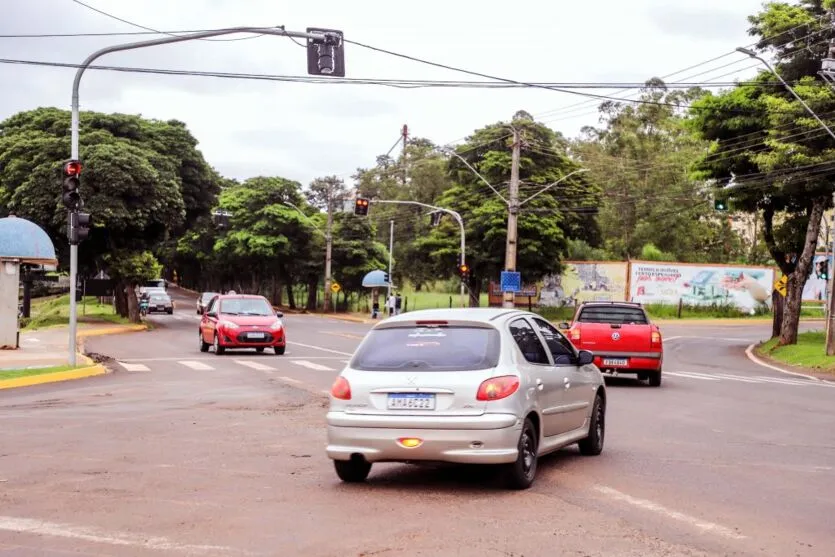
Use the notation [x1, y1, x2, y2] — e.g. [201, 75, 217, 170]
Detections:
[1, 322, 146, 371]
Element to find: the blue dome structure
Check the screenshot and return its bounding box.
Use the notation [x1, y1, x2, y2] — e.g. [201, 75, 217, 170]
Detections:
[0, 215, 58, 264]
[362, 269, 392, 288]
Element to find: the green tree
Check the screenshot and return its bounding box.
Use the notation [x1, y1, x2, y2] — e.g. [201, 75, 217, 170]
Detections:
[419, 113, 601, 305]
[688, 1, 835, 345]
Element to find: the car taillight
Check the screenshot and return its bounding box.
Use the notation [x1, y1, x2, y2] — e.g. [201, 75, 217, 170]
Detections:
[476, 376, 520, 401]
[651, 331, 661, 345]
[330, 376, 351, 400]
[570, 328, 581, 342]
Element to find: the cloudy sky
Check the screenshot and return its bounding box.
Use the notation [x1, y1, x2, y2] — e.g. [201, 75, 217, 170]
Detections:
[1, 0, 768, 187]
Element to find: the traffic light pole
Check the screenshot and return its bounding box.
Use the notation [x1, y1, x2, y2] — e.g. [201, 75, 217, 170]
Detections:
[369, 199, 467, 307]
[67, 26, 341, 365]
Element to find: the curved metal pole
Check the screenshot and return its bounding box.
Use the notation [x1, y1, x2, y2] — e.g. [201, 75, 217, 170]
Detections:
[519, 168, 589, 206]
[370, 199, 467, 307]
[67, 26, 332, 365]
[442, 149, 509, 205]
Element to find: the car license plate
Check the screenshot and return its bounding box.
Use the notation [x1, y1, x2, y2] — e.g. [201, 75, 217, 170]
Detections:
[248, 332, 266, 339]
[603, 358, 628, 367]
[387, 393, 435, 410]
[157, 305, 165, 310]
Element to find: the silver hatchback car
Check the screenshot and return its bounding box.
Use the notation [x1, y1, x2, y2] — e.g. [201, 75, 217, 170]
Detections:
[326, 308, 607, 489]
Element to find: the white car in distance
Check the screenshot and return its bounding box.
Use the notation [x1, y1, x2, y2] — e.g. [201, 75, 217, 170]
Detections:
[326, 308, 607, 489]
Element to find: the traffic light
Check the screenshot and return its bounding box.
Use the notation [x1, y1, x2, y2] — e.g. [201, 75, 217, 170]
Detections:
[62, 159, 82, 210]
[817, 259, 829, 280]
[458, 263, 470, 279]
[67, 211, 92, 245]
[306, 28, 345, 77]
[383, 272, 390, 284]
[714, 197, 728, 211]
[354, 197, 370, 216]
[430, 211, 442, 227]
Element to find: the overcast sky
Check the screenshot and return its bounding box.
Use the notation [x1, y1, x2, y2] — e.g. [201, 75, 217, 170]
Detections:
[0, 0, 768, 187]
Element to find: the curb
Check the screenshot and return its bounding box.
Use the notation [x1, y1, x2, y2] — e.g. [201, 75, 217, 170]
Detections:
[0, 361, 107, 390]
[745, 343, 835, 383]
[77, 324, 147, 340]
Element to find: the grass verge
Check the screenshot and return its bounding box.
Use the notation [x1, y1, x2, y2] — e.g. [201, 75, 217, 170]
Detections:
[0, 364, 85, 381]
[21, 295, 129, 331]
[756, 332, 835, 373]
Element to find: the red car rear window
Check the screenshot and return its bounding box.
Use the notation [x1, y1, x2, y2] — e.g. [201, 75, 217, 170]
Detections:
[578, 306, 648, 325]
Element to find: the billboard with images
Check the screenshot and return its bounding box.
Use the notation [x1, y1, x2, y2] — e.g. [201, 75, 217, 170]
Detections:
[628, 261, 774, 313]
[539, 262, 629, 308]
[802, 254, 832, 302]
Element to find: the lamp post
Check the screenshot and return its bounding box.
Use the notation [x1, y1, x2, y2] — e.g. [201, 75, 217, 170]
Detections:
[66, 26, 344, 365]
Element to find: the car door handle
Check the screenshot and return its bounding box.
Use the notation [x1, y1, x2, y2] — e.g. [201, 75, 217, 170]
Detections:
[536, 378, 544, 391]
[564, 377, 570, 389]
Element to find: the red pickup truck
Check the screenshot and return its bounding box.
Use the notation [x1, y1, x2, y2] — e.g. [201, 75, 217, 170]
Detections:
[560, 301, 663, 387]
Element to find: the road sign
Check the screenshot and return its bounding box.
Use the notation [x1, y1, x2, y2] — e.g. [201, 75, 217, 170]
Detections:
[774, 275, 788, 297]
[330, 282, 341, 293]
[500, 271, 522, 293]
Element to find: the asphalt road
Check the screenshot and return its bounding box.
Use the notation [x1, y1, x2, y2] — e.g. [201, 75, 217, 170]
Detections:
[1, 286, 833, 556]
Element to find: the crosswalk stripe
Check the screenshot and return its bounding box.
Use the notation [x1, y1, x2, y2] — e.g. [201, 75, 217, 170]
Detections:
[234, 360, 275, 371]
[179, 360, 214, 370]
[279, 376, 302, 384]
[666, 372, 720, 381]
[291, 360, 335, 371]
[119, 362, 150, 372]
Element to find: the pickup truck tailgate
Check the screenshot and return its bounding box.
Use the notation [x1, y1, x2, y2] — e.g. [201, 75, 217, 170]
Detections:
[572, 323, 653, 353]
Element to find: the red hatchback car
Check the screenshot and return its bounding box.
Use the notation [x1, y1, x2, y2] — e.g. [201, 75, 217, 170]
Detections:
[199, 294, 286, 355]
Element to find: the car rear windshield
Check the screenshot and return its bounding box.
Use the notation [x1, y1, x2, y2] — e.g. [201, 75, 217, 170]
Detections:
[219, 298, 273, 316]
[351, 326, 501, 371]
[578, 306, 648, 325]
[150, 295, 169, 302]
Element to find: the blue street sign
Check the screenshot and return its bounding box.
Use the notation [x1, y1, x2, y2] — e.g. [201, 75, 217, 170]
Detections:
[500, 271, 522, 293]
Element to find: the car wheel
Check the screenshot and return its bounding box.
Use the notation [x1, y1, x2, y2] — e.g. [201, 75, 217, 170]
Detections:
[504, 417, 538, 490]
[648, 370, 662, 387]
[274, 345, 285, 355]
[578, 393, 605, 456]
[199, 331, 210, 353]
[213, 333, 225, 355]
[167, 309, 173, 315]
[334, 457, 371, 483]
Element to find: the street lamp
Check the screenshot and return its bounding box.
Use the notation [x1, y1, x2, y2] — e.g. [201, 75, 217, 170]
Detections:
[65, 26, 344, 365]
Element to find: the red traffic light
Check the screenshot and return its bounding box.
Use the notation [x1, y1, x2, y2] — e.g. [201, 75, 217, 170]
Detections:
[63, 160, 82, 176]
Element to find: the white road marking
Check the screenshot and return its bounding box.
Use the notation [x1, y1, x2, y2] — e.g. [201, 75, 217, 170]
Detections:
[0, 515, 243, 554]
[22, 338, 40, 343]
[178, 360, 214, 371]
[234, 360, 274, 371]
[118, 362, 150, 372]
[751, 376, 815, 387]
[291, 360, 335, 371]
[712, 373, 761, 384]
[321, 389, 330, 395]
[117, 355, 344, 362]
[278, 376, 302, 384]
[663, 336, 683, 342]
[745, 343, 827, 382]
[286, 341, 353, 356]
[666, 371, 721, 381]
[593, 486, 746, 540]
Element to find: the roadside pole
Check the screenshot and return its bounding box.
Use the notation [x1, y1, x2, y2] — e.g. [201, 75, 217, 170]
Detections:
[67, 26, 344, 365]
[324, 182, 334, 312]
[387, 219, 394, 303]
[502, 127, 521, 309]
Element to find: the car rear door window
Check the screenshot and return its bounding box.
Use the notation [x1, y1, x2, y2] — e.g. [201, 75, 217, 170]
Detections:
[532, 318, 576, 365]
[351, 326, 500, 371]
[509, 318, 550, 365]
[578, 306, 648, 325]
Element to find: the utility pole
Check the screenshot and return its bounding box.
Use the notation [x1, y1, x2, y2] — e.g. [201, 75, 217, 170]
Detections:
[503, 126, 522, 308]
[387, 219, 394, 302]
[401, 124, 409, 186]
[323, 181, 334, 312]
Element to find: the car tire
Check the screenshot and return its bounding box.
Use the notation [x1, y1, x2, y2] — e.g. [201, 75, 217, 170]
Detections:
[504, 417, 538, 490]
[167, 309, 173, 315]
[648, 371, 662, 387]
[274, 346, 285, 355]
[213, 333, 225, 355]
[578, 393, 605, 456]
[334, 457, 371, 483]
[199, 331, 210, 353]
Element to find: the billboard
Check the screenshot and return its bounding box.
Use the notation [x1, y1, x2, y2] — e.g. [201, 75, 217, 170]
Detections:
[803, 254, 832, 302]
[539, 262, 628, 308]
[628, 261, 774, 313]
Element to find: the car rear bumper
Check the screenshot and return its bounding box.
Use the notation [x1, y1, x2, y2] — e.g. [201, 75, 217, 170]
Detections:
[326, 413, 522, 464]
[594, 354, 662, 371]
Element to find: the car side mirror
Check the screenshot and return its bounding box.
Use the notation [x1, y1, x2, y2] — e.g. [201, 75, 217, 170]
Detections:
[276, 311, 284, 318]
[558, 322, 570, 330]
[206, 311, 217, 319]
[577, 350, 594, 366]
